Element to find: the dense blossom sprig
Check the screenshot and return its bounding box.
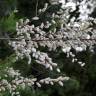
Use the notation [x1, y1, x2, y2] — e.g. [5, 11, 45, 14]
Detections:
[0, 67, 69, 95]
[59, 0, 96, 21]
[9, 1, 96, 68]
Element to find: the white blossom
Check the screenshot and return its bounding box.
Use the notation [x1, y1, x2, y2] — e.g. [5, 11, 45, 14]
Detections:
[75, 47, 83, 52]
[58, 81, 64, 86]
[32, 17, 39, 20]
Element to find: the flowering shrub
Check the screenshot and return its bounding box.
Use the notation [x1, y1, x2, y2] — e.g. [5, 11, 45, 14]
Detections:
[0, 0, 96, 95]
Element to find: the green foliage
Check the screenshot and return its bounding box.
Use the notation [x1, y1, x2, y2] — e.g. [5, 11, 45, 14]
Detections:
[0, 54, 16, 75]
[0, 12, 17, 32]
[0, 91, 11, 96]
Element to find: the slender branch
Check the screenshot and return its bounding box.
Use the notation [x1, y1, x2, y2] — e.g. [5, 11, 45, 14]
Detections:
[36, 0, 39, 16]
[0, 37, 96, 41]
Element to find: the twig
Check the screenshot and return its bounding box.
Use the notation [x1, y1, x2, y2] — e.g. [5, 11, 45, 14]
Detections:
[36, 0, 39, 16]
[0, 37, 96, 41]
